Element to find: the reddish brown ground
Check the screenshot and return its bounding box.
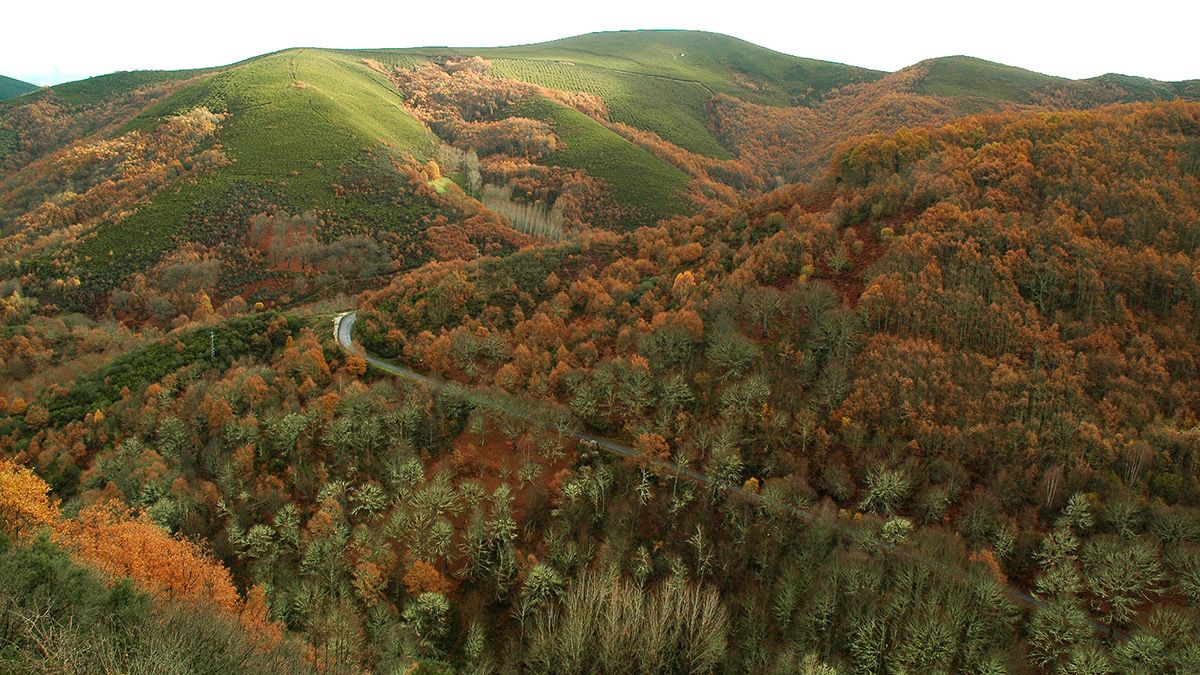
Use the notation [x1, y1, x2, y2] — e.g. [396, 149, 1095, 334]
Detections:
[426, 425, 583, 630]
[820, 223, 890, 309]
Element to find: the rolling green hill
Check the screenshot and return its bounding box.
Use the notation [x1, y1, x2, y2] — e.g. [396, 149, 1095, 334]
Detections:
[470, 30, 885, 105]
[103, 45, 689, 241]
[352, 30, 1200, 167]
[514, 96, 690, 223]
[3, 41, 705, 312]
[911, 56, 1064, 103]
[489, 58, 728, 157]
[0, 75, 38, 100]
[126, 49, 435, 170]
[1087, 72, 1200, 102]
[0, 49, 445, 309]
[64, 49, 440, 299]
[45, 68, 210, 108]
[911, 55, 1200, 105]
[352, 31, 886, 158]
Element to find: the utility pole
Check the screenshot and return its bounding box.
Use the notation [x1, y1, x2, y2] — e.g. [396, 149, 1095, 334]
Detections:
[210, 331, 215, 360]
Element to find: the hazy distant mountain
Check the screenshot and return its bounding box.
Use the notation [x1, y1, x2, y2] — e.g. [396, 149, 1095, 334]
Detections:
[0, 74, 38, 100]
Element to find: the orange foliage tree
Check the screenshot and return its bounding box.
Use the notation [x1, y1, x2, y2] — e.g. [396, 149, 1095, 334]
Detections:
[404, 559, 450, 595]
[56, 501, 242, 612]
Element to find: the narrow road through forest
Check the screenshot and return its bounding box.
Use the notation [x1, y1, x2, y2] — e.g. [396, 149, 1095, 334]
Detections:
[335, 311, 706, 480]
[333, 310, 1130, 642]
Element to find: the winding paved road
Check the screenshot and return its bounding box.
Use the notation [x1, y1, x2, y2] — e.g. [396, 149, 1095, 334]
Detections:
[336, 311, 442, 390]
[334, 309, 1131, 642]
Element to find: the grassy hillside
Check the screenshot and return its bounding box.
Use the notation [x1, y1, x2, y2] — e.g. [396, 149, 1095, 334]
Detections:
[46, 69, 211, 108]
[356, 32, 1200, 183]
[0, 74, 38, 100]
[61, 49, 440, 302]
[1088, 72, 1200, 101]
[911, 56, 1200, 105]
[126, 49, 433, 164]
[5, 42, 701, 315]
[343, 49, 698, 225]
[471, 30, 884, 105]
[515, 96, 691, 225]
[352, 31, 884, 159]
[911, 56, 1064, 102]
[490, 58, 728, 157]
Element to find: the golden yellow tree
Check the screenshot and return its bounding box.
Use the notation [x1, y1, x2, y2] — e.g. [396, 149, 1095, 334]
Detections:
[0, 458, 60, 538]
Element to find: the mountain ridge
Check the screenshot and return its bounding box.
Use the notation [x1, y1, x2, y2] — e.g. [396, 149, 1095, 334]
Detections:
[28, 30, 1198, 103]
[3, 28, 1198, 320]
[0, 74, 39, 101]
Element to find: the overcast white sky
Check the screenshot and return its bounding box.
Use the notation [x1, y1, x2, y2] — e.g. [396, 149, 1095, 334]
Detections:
[6, 0, 1199, 85]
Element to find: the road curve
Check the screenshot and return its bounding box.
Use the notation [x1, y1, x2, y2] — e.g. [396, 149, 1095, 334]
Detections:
[333, 310, 1130, 641]
[336, 311, 441, 389]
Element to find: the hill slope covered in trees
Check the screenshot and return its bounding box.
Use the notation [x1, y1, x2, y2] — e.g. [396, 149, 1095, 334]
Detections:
[355, 100, 1200, 672]
[1, 29, 1199, 673]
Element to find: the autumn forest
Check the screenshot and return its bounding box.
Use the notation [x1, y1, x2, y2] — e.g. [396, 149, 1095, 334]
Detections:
[1, 29, 1199, 674]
